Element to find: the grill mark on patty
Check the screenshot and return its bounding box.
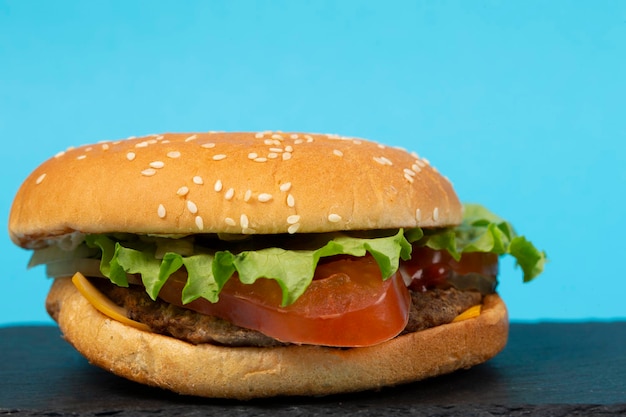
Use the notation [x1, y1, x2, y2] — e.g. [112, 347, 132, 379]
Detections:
[94, 279, 482, 347]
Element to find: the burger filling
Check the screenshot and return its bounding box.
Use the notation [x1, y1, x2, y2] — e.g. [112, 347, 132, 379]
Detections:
[32, 204, 546, 348]
[91, 278, 483, 347]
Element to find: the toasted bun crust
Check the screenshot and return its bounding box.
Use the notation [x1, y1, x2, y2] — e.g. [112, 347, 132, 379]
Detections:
[10, 132, 462, 248]
[46, 277, 508, 399]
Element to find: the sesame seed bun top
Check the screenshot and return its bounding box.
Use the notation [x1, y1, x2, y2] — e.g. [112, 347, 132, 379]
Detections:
[9, 132, 462, 248]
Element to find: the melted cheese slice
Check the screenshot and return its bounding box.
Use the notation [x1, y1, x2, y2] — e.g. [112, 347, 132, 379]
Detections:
[71, 272, 151, 332]
[452, 304, 482, 323]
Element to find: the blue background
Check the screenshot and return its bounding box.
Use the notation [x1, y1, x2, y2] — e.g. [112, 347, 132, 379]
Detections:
[1, 1, 625, 326]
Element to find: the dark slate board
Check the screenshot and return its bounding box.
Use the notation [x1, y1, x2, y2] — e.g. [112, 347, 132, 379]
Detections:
[1, 322, 625, 416]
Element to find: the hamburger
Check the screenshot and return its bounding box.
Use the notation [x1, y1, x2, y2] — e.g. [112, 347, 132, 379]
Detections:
[8, 131, 546, 399]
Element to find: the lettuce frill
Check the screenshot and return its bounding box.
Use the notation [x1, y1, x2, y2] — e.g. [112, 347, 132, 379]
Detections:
[30, 204, 547, 306]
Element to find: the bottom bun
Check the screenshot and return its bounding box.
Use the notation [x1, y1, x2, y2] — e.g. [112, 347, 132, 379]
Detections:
[46, 277, 509, 399]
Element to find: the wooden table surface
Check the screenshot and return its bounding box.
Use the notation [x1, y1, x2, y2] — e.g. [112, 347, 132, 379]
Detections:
[1, 322, 625, 416]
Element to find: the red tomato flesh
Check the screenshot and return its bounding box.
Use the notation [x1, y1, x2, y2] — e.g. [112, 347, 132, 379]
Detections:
[401, 246, 499, 292]
[158, 255, 411, 347]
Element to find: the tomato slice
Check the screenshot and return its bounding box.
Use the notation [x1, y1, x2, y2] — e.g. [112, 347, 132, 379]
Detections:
[400, 245, 498, 292]
[157, 255, 411, 347]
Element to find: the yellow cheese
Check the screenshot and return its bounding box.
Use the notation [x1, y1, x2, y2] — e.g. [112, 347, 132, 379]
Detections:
[452, 304, 482, 323]
[71, 272, 151, 332]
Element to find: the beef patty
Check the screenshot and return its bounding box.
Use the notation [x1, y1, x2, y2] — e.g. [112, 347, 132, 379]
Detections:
[95, 280, 482, 348]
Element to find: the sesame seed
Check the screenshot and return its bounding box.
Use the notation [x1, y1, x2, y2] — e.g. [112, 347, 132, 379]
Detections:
[267, 153, 279, 159]
[35, 173, 46, 184]
[254, 157, 268, 162]
[378, 144, 386, 149]
[141, 168, 157, 176]
[284, 145, 293, 152]
[155, 135, 165, 141]
[422, 158, 431, 166]
[287, 194, 295, 207]
[54, 151, 65, 158]
[288, 223, 300, 234]
[201, 143, 216, 149]
[101, 144, 110, 151]
[177, 186, 189, 196]
[328, 213, 342, 223]
[282, 152, 292, 161]
[353, 140, 362, 145]
[373, 156, 393, 166]
[161, 140, 170, 144]
[415, 159, 426, 168]
[404, 168, 416, 177]
[258, 193, 273, 202]
[294, 139, 304, 145]
[150, 161, 165, 169]
[412, 163, 422, 172]
[404, 173, 415, 183]
[147, 139, 158, 145]
[433, 207, 440, 221]
[287, 215, 300, 224]
[157, 204, 166, 219]
[290, 134, 299, 139]
[416, 208, 422, 222]
[185, 135, 197, 142]
[214, 179, 223, 192]
[225, 217, 236, 226]
[240, 214, 249, 229]
[126, 152, 136, 161]
[224, 188, 235, 200]
[244, 189, 252, 202]
[304, 135, 314, 142]
[272, 134, 284, 141]
[264, 139, 273, 146]
[195, 216, 204, 230]
[77, 155, 87, 160]
[167, 151, 181, 159]
[213, 154, 227, 161]
[269, 147, 283, 153]
[187, 201, 198, 214]
[135, 141, 149, 148]
[279, 182, 292, 192]
[85, 146, 93, 152]
[333, 149, 343, 157]
[193, 176, 204, 185]
[255, 132, 265, 139]
[248, 152, 258, 159]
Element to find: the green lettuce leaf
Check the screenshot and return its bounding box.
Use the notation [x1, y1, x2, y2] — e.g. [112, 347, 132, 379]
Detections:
[84, 229, 412, 306]
[413, 204, 547, 282]
[36, 203, 546, 306]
